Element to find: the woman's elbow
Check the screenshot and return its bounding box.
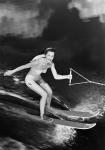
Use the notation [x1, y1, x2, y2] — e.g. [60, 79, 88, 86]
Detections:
[53, 74, 59, 80]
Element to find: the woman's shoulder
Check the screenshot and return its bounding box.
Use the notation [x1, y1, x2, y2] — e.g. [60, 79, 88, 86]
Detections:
[30, 55, 45, 65]
[38, 57, 46, 62]
[31, 54, 45, 62]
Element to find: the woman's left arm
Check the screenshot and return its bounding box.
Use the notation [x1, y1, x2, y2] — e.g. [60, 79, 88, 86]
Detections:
[51, 63, 72, 80]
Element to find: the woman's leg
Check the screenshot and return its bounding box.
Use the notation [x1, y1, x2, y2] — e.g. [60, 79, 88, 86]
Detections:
[40, 82, 53, 108]
[25, 78, 47, 119]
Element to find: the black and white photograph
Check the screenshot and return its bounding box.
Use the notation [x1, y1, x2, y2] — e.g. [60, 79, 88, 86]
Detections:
[0, 0, 105, 150]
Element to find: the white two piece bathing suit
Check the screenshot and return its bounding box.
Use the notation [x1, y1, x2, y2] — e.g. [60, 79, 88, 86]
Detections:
[25, 55, 52, 88]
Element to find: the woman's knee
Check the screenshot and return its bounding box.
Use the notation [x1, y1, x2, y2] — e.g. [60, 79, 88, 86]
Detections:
[47, 89, 53, 97]
[41, 91, 48, 99]
[25, 76, 33, 87]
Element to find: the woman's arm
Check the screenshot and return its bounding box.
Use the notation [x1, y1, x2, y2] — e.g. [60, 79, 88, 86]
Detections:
[12, 63, 31, 73]
[51, 63, 72, 80]
[4, 63, 31, 76]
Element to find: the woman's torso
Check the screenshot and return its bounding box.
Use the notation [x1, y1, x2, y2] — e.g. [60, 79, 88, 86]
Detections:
[27, 57, 52, 80]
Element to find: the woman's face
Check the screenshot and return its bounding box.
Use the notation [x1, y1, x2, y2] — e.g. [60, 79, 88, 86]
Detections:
[46, 51, 54, 61]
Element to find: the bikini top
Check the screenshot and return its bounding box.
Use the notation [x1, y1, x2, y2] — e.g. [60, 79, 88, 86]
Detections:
[31, 56, 52, 72]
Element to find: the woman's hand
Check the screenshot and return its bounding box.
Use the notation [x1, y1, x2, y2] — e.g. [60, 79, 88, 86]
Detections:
[66, 74, 72, 80]
[4, 70, 14, 76]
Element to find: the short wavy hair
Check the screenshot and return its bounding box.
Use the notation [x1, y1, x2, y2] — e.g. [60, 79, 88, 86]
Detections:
[43, 47, 56, 55]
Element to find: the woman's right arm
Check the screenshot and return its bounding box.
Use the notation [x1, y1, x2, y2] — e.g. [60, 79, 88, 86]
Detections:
[4, 63, 31, 76]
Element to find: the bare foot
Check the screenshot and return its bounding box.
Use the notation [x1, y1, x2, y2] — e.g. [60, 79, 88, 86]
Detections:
[43, 115, 54, 122]
[46, 106, 54, 111]
[40, 116, 44, 120]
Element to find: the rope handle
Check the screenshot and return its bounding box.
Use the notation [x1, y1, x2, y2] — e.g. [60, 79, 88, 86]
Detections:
[69, 68, 105, 86]
[69, 68, 72, 85]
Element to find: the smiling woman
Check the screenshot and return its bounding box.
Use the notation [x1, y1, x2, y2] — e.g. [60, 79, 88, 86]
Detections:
[4, 47, 72, 120]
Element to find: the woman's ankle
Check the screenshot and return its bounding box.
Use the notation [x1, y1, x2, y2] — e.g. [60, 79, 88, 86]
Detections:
[40, 114, 44, 120]
[46, 105, 51, 109]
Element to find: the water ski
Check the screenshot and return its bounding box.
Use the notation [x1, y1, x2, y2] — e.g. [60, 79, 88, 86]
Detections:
[0, 90, 99, 123]
[43, 116, 96, 129]
[46, 107, 99, 121]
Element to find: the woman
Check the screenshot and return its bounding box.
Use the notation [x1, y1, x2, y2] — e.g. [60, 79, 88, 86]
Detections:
[4, 48, 72, 120]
